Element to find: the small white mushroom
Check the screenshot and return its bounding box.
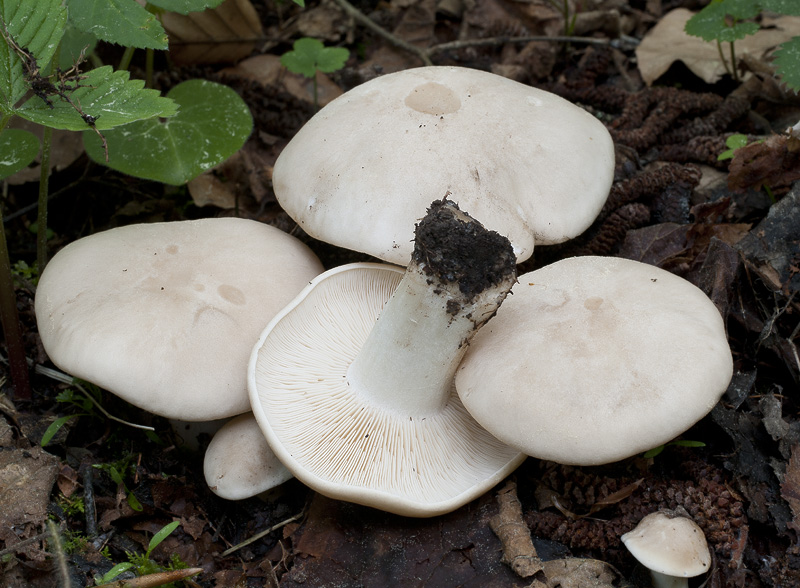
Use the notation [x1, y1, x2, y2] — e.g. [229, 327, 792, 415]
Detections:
[456, 255, 733, 465]
[248, 200, 525, 516]
[273, 65, 615, 265]
[204, 413, 292, 500]
[622, 509, 711, 588]
[35, 218, 324, 421]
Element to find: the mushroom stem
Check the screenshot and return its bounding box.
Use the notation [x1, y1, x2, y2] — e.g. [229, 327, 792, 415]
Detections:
[347, 199, 516, 416]
[648, 571, 688, 588]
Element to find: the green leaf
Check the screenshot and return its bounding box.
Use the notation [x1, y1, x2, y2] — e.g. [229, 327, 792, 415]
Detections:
[684, 0, 760, 43]
[642, 445, 665, 459]
[0, 0, 68, 111]
[773, 36, 800, 91]
[40, 413, 84, 446]
[293, 0, 305, 5]
[99, 561, 135, 583]
[67, 0, 168, 50]
[15, 66, 178, 130]
[281, 37, 348, 78]
[84, 79, 252, 185]
[148, 0, 226, 15]
[146, 521, 180, 557]
[57, 23, 98, 71]
[671, 440, 707, 448]
[762, 0, 800, 16]
[717, 132, 749, 160]
[0, 128, 38, 179]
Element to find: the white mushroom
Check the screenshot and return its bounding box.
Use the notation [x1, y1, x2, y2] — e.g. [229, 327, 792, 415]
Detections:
[204, 413, 292, 500]
[248, 200, 525, 516]
[35, 218, 324, 421]
[455, 255, 733, 465]
[621, 509, 711, 588]
[273, 65, 615, 265]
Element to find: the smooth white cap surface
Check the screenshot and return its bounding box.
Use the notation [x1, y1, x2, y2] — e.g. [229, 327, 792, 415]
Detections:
[456, 256, 733, 465]
[273, 66, 615, 265]
[622, 510, 711, 578]
[248, 263, 525, 517]
[35, 218, 324, 421]
[204, 413, 292, 500]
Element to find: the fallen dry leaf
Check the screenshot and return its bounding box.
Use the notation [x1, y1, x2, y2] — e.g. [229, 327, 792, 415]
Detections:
[728, 133, 800, 193]
[781, 445, 800, 534]
[162, 0, 263, 65]
[636, 8, 800, 85]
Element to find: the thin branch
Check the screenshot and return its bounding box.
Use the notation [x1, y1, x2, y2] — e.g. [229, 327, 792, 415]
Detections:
[329, 0, 433, 66]
[35, 365, 155, 431]
[221, 511, 305, 557]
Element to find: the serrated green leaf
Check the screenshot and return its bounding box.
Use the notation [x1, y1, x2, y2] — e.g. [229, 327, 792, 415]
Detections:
[684, 0, 760, 42]
[762, 0, 800, 16]
[316, 46, 349, 73]
[0, 0, 68, 111]
[148, 0, 225, 15]
[774, 36, 800, 91]
[67, 0, 168, 50]
[281, 37, 348, 78]
[15, 65, 177, 130]
[58, 23, 97, 71]
[84, 79, 252, 185]
[0, 128, 39, 179]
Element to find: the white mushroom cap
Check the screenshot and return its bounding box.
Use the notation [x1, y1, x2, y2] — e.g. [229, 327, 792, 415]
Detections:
[248, 263, 524, 517]
[35, 218, 324, 421]
[273, 66, 615, 265]
[622, 510, 711, 580]
[204, 413, 292, 500]
[455, 256, 733, 465]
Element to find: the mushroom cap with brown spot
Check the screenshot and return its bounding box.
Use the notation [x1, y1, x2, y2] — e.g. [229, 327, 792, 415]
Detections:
[273, 66, 615, 265]
[35, 218, 324, 421]
[455, 256, 733, 465]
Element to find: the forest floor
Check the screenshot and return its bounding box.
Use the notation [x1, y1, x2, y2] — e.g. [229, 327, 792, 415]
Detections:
[2, 0, 800, 586]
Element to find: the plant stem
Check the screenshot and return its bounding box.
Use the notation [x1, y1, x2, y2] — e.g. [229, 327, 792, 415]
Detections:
[729, 41, 739, 81]
[36, 126, 52, 271]
[0, 188, 31, 400]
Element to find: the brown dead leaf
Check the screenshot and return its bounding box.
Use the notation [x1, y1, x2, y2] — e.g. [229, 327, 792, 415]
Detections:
[162, 0, 263, 65]
[636, 8, 800, 85]
[728, 134, 800, 193]
[781, 445, 800, 534]
[490, 480, 543, 578]
[220, 54, 344, 107]
[56, 463, 79, 498]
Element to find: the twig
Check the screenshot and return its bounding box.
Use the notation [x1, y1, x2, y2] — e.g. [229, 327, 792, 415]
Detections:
[221, 511, 305, 557]
[94, 567, 203, 588]
[329, 0, 638, 67]
[35, 365, 155, 431]
[329, 0, 433, 66]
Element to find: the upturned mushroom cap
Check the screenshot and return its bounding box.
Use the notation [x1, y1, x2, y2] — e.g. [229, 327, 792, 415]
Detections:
[35, 218, 323, 421]
[204, 413, 292, 500]
[621, 510, 711, 579]
[455, 256, 733, 465]
[248, 263, 524, 517]
[273, 65, 615, 265]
